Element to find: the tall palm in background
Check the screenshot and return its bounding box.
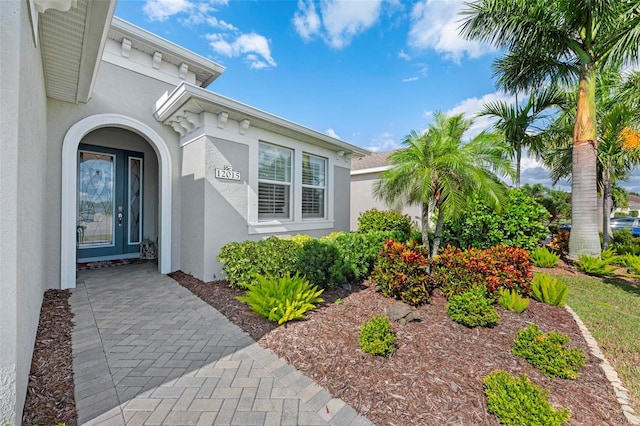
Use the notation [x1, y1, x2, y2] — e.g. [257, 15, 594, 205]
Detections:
[460, 0, 640, 258]
[541, 71, 640, 248]
[374, 112, 513, 257]
[477, 87, 564, 187]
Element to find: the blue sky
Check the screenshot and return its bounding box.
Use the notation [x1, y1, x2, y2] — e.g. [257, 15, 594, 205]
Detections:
[114, 0, 575, 190]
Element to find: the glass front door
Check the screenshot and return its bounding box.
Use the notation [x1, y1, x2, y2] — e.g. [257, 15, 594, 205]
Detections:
[76, 144, 143, 261]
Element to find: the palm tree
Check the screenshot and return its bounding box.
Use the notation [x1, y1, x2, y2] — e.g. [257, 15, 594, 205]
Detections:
[374, 112, 513, 257]
[460, 0, 640, 258]
[540, 72, 640, 249]
[477, 87, 564, 187]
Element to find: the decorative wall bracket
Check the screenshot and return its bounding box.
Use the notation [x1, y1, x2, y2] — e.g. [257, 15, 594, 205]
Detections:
[35, 0, 77, 13]
[239, 119, 250, 135]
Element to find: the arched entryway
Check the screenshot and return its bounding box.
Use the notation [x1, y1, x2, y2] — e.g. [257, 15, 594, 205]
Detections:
[61, 114, 172, 289]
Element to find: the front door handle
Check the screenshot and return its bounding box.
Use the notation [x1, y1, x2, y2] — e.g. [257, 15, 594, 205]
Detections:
[117, 212, 123, 226]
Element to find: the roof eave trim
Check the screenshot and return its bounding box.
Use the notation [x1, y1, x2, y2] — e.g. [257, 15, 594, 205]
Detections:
[154, 83, 371, 156]
[111, 17, 226, 87]
[350, 166, 392, 175]
[76, 0, 117, 103]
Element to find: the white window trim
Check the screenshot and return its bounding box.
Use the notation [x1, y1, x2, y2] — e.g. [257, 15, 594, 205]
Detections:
[301, 153, 327, 220]
[249, 139, 335, 234]
[257, 142, 293, 221]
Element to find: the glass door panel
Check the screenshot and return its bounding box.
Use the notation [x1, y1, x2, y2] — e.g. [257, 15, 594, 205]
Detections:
[128, 157, 143, 245]
[77, 151, 115, 248]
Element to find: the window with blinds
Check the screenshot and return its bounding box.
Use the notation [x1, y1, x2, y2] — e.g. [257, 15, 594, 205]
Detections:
[302, 153, 326, 219]
[258, 143, 292, 220]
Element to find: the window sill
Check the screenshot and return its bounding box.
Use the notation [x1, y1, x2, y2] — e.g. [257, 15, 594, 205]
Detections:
[248, 220, 334, 235]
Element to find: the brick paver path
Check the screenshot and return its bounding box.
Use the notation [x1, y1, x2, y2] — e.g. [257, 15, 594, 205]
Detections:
[71, 263, 372, 425]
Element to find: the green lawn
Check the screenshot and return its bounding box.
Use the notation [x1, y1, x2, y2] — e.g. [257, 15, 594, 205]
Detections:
[556, 273, 640, 412]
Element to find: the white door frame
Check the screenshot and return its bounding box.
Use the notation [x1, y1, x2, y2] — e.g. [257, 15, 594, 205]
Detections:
[61, 113, 172, 289]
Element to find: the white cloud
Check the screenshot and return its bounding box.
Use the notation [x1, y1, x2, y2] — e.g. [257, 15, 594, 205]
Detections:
[326, 128, 341, 139]
[407, 0, 495, 62]
[143, 0, 193, 21]
[398, 49, 412, 61]
[444, 91, 516, 139]
[292, 0, 384, 49]
[206, 32, 276, 69]
[293, 0, 322, 41]
[402, 66, 428, 82]
[143, 0, 228, 22]
[365, 131, 401, 152]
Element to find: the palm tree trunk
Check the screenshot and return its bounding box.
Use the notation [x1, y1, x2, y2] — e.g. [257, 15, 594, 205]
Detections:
[431, 206, 445, 258]
[515, 145, 521, 188]
[602, 174, 613, 250]
[421, 202, 430, 256]
[569, 67, 602, 258]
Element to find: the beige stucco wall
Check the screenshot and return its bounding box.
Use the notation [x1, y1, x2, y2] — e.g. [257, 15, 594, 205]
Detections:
[46, 61, 180, 285]
[350, 171, 422, 231]
[177, 113, 353, 282]
[0, 1, 49, 422]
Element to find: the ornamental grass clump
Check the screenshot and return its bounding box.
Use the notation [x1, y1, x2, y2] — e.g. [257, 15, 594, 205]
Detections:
[512, 324, 586, 379]
[530, 246, 560, 268]
[446, 286, 499, 328]
[497, 288, 530, 313]
[236, 273, 323, 325]
[575, 251, 618, 277]
[359, 316, 396, 356]
[484, 370, 570, 426]
[531, 273, 569, 307]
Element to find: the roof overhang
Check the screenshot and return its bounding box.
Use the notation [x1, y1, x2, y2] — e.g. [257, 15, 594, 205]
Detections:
[154, 82, 371, 157]
[38, 0, 116, 103]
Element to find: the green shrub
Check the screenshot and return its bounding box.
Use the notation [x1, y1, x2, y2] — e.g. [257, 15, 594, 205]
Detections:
[631, 210, 639, 217]
[432, 245, 533, 298]
[331, 231, 392, 281]
[484, 370, 570, 425]
[217, 237, 301, 288]
[614, 211, 628, 217]
[613, 228, 634, 246]
[359, 316, 396, 356]
[296, 239, 346, 289]
[446, 287, 499, 328]
[530, 246, 560, 268]
[357, 209, 412, 240]
[441, 189, 549, 251]
[575, 254, 617, 277]
[236, 273, 323, 324]
[549, 231, 570, 255]
[512, 324, 586, 379]
[531, 274, 569, 307]
[369, 240, 433, 305]
[497, 288, 530, 313]
[285, 234, 315, 247]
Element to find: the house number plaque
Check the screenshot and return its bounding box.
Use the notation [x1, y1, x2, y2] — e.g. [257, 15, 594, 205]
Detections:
[215, 165, 241, 181]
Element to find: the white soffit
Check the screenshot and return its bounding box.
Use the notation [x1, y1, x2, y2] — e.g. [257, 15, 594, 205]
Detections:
[39, 0, 115, 103]
[154, 83, 371, 156]
[109, 18, 226, 88]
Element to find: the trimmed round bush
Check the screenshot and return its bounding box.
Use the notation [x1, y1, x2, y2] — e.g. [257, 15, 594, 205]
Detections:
[359, 316, 396, 356]
[446, 287, 499, 328]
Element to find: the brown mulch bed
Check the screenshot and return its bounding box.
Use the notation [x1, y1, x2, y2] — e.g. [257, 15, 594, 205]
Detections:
[22, 289, 77, 426]
[170, 270, 628, 426]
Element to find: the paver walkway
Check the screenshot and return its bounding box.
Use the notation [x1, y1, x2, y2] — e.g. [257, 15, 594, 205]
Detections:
[71, 263, 372, 425]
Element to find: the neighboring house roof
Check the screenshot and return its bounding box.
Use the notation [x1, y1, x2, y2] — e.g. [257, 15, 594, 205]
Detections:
[350, 150, 395, 175]
[628, 194, 640, 209]
[154, 82, 371, 156]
